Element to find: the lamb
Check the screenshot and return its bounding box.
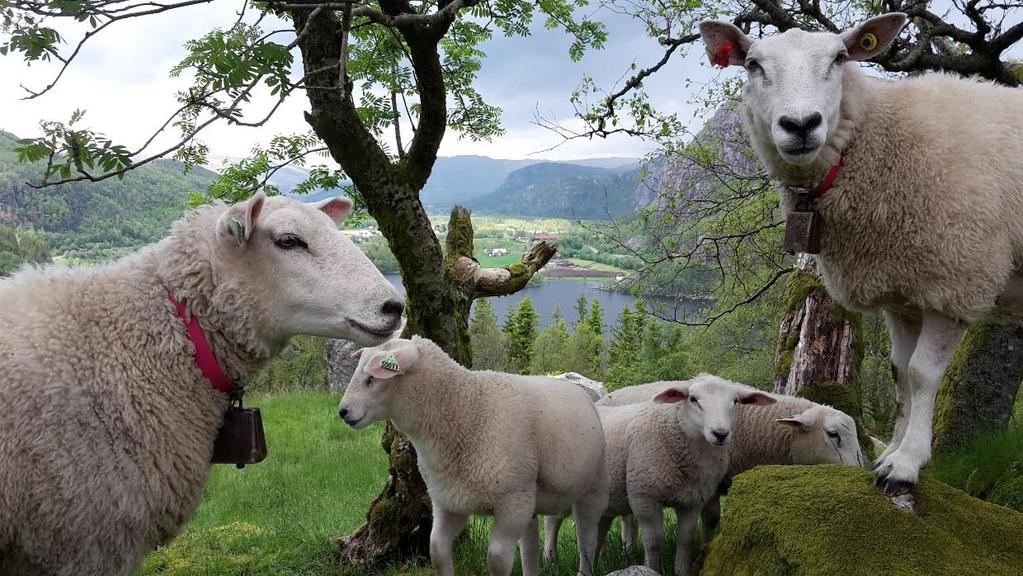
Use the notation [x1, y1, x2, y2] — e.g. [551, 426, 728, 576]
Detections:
[337, 336, 609, 576]
[0, 192, 404, 576]
[698, 13, 1023, 494]
[541, 374, 775, 575]
[561, 381, 863, 554]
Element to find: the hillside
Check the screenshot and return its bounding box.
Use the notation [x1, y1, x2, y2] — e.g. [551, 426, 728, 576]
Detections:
[0, 130, 216, 261]
[264, 155, 642, 211]
[463, 162, 646, 218]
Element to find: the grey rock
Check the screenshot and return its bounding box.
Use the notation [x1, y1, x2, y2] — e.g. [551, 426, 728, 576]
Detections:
[552, 372, 607, 402]
[325, 338, 363, 393]
[606, 567, 660, 576]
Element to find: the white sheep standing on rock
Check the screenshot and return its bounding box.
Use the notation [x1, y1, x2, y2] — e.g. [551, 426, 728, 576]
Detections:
[337, 336, 609, 576]
[699, 12, 1023, 494]
[0, 192, 404, 576]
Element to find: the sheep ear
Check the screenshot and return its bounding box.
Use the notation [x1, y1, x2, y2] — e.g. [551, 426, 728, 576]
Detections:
[737, 390, 776, 406]
[841, 12, 907, 61]
[364, 341, 419, 380]
[653, 385, 689, 404]
[217, 192, 266, 247]
[314, 196, 354, 226]
[777, 417, 810, 429]
[698, 21, 751, 67]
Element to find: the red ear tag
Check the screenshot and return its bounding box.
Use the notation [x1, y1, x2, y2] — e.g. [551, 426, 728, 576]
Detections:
[711, 42, 733, 67]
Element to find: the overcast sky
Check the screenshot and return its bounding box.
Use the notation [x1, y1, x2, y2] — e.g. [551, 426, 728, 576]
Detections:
[2, 2, 1018, 163]
[0, 3, 725, 162]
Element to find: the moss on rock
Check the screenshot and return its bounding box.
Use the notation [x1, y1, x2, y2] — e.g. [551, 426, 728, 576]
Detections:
[933, 324, 1023, 454]
[701, 465, 1023, 576]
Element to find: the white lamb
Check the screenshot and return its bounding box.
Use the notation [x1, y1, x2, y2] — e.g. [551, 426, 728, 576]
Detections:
[543, 374, 775, 575]
[337, 336, 609, 576]
[699, 13, 1023, 493]
[0, 192, 403, 576]
[561, 381, 863, 553]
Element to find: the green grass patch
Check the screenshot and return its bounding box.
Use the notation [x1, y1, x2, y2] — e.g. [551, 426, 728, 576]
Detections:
[476, 252, 525, 268]
[930, 424, 1023, 512]
[567, 258, 626, 273]
[139, 391, 684, 575]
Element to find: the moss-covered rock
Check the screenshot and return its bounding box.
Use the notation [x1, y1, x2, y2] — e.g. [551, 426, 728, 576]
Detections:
[702, 465, 1023, 576]
[932, 324, 1023, 454]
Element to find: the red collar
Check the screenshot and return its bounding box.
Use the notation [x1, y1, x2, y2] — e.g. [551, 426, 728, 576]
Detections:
[787, 154, 844, 199]
[168, 291, 237, 394]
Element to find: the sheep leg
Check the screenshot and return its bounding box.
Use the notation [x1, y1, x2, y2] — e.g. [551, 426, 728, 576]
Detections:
[595, 515, 614, 563]
[519, 516, 540, 576]
[874, 311, 964, 494]
[573, 498, 606, 576]
[673, 506, 702, 576]
[488, 498, 534, 576]
[573, 465, 609, 576]
[621, 513, 637, 555]
[700, 495, 721, 536]
[542, 513, 565, 566]
[631, 498, 664, 574]
[430, 506, 468, 576]
[876, 310, 922, 462]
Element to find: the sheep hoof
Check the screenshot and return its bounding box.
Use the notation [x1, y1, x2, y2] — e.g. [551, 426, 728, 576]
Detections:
[872, 462, 916, 496]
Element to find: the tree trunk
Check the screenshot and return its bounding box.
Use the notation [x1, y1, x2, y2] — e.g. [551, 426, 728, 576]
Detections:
[773, 255, 869, 449]
[932, 324, 1023, 453]
[288, 7, 555, 567]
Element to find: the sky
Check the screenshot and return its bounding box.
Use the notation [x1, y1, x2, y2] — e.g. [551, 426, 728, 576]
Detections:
[0, 2, 722, 163]
[1, 2, 1019, 164]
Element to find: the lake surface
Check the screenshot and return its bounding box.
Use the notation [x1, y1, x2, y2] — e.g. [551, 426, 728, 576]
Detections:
[384, 274, 680, 331]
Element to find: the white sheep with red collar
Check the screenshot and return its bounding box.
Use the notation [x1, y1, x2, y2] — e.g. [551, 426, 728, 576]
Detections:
[0, 192, 402, 576]
[699, 13, 1023, 494]
[338, 336, 609, 576]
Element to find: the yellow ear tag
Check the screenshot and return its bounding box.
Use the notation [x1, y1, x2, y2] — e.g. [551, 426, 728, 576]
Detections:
[860, 33, 878, 51]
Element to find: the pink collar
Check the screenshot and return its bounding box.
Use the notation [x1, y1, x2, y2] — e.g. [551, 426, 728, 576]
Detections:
[787, 154, 844, 199]
[168, 291, 237, 394]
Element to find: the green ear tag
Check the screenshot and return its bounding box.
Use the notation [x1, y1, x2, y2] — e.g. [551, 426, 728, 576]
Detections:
[379, 353, 400, 372]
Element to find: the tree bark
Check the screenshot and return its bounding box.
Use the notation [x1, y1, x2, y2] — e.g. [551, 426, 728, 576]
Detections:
[773, 256, 868, 449]
[932, 324, 1023, 453]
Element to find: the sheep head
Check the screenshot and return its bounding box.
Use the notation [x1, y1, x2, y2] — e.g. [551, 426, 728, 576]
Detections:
[655, 375, 775, 447]
[213, 192, 403, 346]
[778, 405, 867, 467]
[698, 13, 906, 167]
[338, 338, 421, 429]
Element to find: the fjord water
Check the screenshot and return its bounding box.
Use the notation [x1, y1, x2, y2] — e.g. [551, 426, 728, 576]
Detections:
[384, 274, 683, 330]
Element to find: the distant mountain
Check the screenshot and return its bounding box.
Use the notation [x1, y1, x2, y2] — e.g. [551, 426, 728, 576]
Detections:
[463, 162, 648, 219]
[248, 154, 642, 210]
[0, 130, 216, 260]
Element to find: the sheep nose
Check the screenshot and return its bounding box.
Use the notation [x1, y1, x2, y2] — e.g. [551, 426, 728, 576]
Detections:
[338, 406, 349, 420]
[381, 299, 404, 320]
[778, 112, 822, 137]
[711, 429, 730, 444]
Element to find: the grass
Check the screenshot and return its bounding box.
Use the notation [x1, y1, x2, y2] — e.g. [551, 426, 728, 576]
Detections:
[476, 252, 526, 268]
[929, 424, 1023, 512]
[567, 258, 626, 273]
[139, 391, 677, 576]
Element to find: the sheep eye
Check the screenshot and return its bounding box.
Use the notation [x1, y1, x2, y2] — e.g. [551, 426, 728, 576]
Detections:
[274, 234, 308, 251]
[689, 397, 701, 408]
[826, 430, 842, 445]
[833, 52, 848, 66]
[745, 59, 762, 74]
